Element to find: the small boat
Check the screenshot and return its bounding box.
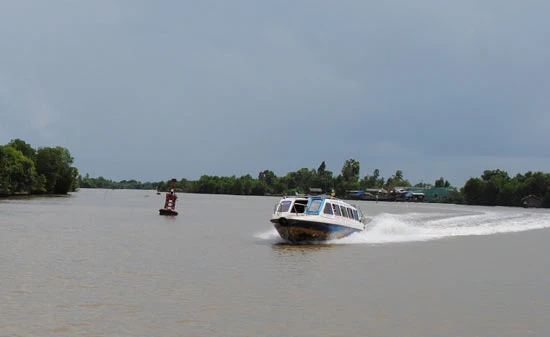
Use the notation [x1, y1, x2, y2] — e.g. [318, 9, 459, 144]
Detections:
[159, 178, 179, 216]
[270, 190, 367, 243]
[159, 208, 178, 216]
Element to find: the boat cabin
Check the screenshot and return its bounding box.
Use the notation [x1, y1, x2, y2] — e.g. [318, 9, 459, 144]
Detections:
[275, 197, 361, 221]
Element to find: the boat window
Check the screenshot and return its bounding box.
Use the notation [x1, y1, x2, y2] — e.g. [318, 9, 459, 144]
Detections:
[340, 206, 348, 218]
[323, 202, 333, 215]
[292, 201, 307, 213]
[332, 203, 341, 216]
[347, 207, 354, 219]
[277, 200, 292, 212]
[352, 209, 359, 220]
[308, 199, 323, 213]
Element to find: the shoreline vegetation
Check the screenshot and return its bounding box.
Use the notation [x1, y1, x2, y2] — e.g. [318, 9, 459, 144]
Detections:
[0, 139, 78, 197]
[2, 139, 550, 208]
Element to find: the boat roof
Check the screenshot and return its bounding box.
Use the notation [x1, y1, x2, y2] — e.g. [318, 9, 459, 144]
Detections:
[279, 194, 358, 208]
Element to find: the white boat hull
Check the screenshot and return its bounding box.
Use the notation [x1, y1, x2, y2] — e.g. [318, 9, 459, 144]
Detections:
[271, 217, 362, 243]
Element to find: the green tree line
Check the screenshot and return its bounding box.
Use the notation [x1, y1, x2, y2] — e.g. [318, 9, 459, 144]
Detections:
[0, 139, 78, 196]
[78, 159, 440, 197]
[78, 174, 160, 190]
[5, 142, 548, 209]
[79, 160, 550, 208]
[462, 169, 550, 207]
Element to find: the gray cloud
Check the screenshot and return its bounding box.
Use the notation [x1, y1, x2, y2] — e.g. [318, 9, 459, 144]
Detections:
[1, 0, 549, 186]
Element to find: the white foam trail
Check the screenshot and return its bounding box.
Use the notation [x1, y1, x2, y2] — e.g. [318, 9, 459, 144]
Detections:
[261, 209, 550, 245]
[337, 213, 442, 244]
[255, 229, 283, 242]
[337, 210, 550, 244]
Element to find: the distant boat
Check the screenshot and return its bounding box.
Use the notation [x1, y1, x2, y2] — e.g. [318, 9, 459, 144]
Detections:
[270, 190, 367, 243]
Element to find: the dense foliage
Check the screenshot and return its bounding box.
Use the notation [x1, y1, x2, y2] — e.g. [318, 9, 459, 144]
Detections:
[78, 159, 437, 197]
[78, 163, 550, 208]
[462, 169, 550, 207]
[78, 174, 161, 190]
[4, 140, 549, 208]
[0, 139, 78, 196]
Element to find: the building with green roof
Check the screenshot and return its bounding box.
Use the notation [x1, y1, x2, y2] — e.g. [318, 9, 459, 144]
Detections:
[412, 187, 455, 202]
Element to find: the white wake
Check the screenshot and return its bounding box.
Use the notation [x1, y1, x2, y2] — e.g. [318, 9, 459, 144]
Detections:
[256, 208, 550, 245]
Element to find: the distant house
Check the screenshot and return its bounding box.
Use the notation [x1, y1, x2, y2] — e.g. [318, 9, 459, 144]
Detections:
[521, 195, 542, 208]
[412, 187, 455, 202]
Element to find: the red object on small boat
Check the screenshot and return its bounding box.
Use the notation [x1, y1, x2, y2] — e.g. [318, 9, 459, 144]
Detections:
[159, 178, 179, 216]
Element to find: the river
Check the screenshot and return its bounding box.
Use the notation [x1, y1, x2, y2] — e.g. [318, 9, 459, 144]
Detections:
[1, 189, 550, 336]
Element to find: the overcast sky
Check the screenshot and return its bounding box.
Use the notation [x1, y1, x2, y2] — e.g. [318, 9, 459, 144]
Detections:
[1, 1, 549, 187]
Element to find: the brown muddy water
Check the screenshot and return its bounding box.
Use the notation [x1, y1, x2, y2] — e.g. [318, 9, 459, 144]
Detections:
[1, 189, 550, 337]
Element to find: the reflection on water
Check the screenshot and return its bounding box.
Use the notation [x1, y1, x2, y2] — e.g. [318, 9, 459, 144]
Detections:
[1, 189, 550, 337]
[271, 242, 334, 252]
[272, 242, 334, 249]
[270, 242, 335, 264]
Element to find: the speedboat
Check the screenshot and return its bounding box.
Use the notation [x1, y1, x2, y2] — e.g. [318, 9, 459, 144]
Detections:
[270, 193, 367, 243]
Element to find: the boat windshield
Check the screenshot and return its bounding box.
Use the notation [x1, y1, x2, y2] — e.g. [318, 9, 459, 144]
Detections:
[306, 198, 323, 214]
[277, 200, 292, 212]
